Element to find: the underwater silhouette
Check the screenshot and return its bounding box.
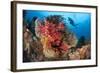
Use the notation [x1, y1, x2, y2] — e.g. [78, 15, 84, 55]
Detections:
[76, 36, 86, 48]
[68, 17, 78, 27]
[28, 16, 38, 36]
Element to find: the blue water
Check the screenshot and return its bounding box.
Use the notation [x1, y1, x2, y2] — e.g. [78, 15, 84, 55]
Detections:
[23, 10, 91, 40]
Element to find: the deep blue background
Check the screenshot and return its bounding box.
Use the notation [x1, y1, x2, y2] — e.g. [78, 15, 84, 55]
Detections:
[23, 10, 91, 40]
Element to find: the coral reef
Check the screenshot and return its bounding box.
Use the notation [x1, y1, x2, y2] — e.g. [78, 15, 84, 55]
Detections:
[23, 15, 91, 62]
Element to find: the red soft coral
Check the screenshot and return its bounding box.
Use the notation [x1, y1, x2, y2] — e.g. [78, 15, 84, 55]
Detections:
[38, 21, 69, 52]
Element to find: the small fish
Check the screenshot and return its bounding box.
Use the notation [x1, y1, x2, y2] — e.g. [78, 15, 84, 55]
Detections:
[28, 16, 38, 34]
[27, 16, 39, 40]
[68, 17, 78, 27]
